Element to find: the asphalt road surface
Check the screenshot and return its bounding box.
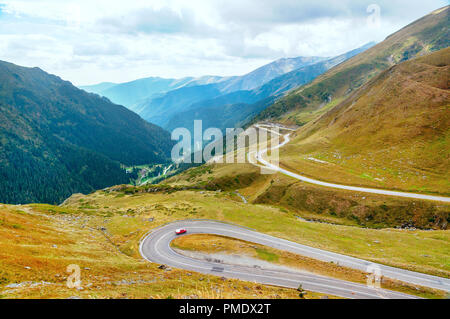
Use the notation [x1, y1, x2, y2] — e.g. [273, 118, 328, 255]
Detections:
[140, 220, 449, 299]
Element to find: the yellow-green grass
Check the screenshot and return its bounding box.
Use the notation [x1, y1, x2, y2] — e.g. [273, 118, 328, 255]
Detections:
[172, 234, 447, 299]
[0, 204, 320, 299]
[285, 96, 346, 126]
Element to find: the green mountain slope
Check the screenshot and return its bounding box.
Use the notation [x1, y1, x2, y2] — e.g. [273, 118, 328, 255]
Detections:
[0, 61, 173, 205]
[279, 47, 450, 195]
[253, 6, 449, 125]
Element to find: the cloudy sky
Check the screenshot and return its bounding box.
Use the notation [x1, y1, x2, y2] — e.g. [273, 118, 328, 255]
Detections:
[0, 0, 446, 85]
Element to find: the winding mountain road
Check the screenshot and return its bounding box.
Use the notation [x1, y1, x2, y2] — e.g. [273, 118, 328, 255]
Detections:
[139, 123, 449, 299]
[254, 124, 450, 203]
[140, 220, 450, 299]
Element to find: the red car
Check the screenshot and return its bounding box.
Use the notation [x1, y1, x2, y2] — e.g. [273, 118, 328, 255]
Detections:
[175, 228, 187, 235]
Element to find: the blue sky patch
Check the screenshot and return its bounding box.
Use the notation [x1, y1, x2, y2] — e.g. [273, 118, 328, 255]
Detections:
[0, 4, 8, 18]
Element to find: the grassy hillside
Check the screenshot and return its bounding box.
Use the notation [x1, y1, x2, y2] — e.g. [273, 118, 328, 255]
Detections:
[54, 186, 450, 277]
[1, 181, 448, 298]
[253, 6, 449, 125]
[278, 47, 449, 196]
[0, 203, 308, 299]
[167, 163, 450, 230]
[0, 60, 173, 205]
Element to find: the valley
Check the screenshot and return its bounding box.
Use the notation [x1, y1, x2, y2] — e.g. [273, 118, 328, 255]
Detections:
[125, 163, 181, 186]
[0, 4, 448, 301]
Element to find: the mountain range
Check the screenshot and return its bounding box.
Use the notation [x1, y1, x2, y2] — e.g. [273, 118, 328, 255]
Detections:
[81, 76, 231, 112]
[80, 56, 327, 111]
[82, 45, 373, 136]
[162, 43, 374, 135]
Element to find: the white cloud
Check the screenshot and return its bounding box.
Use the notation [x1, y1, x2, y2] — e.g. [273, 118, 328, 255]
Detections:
[0, 0, 447, 85]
